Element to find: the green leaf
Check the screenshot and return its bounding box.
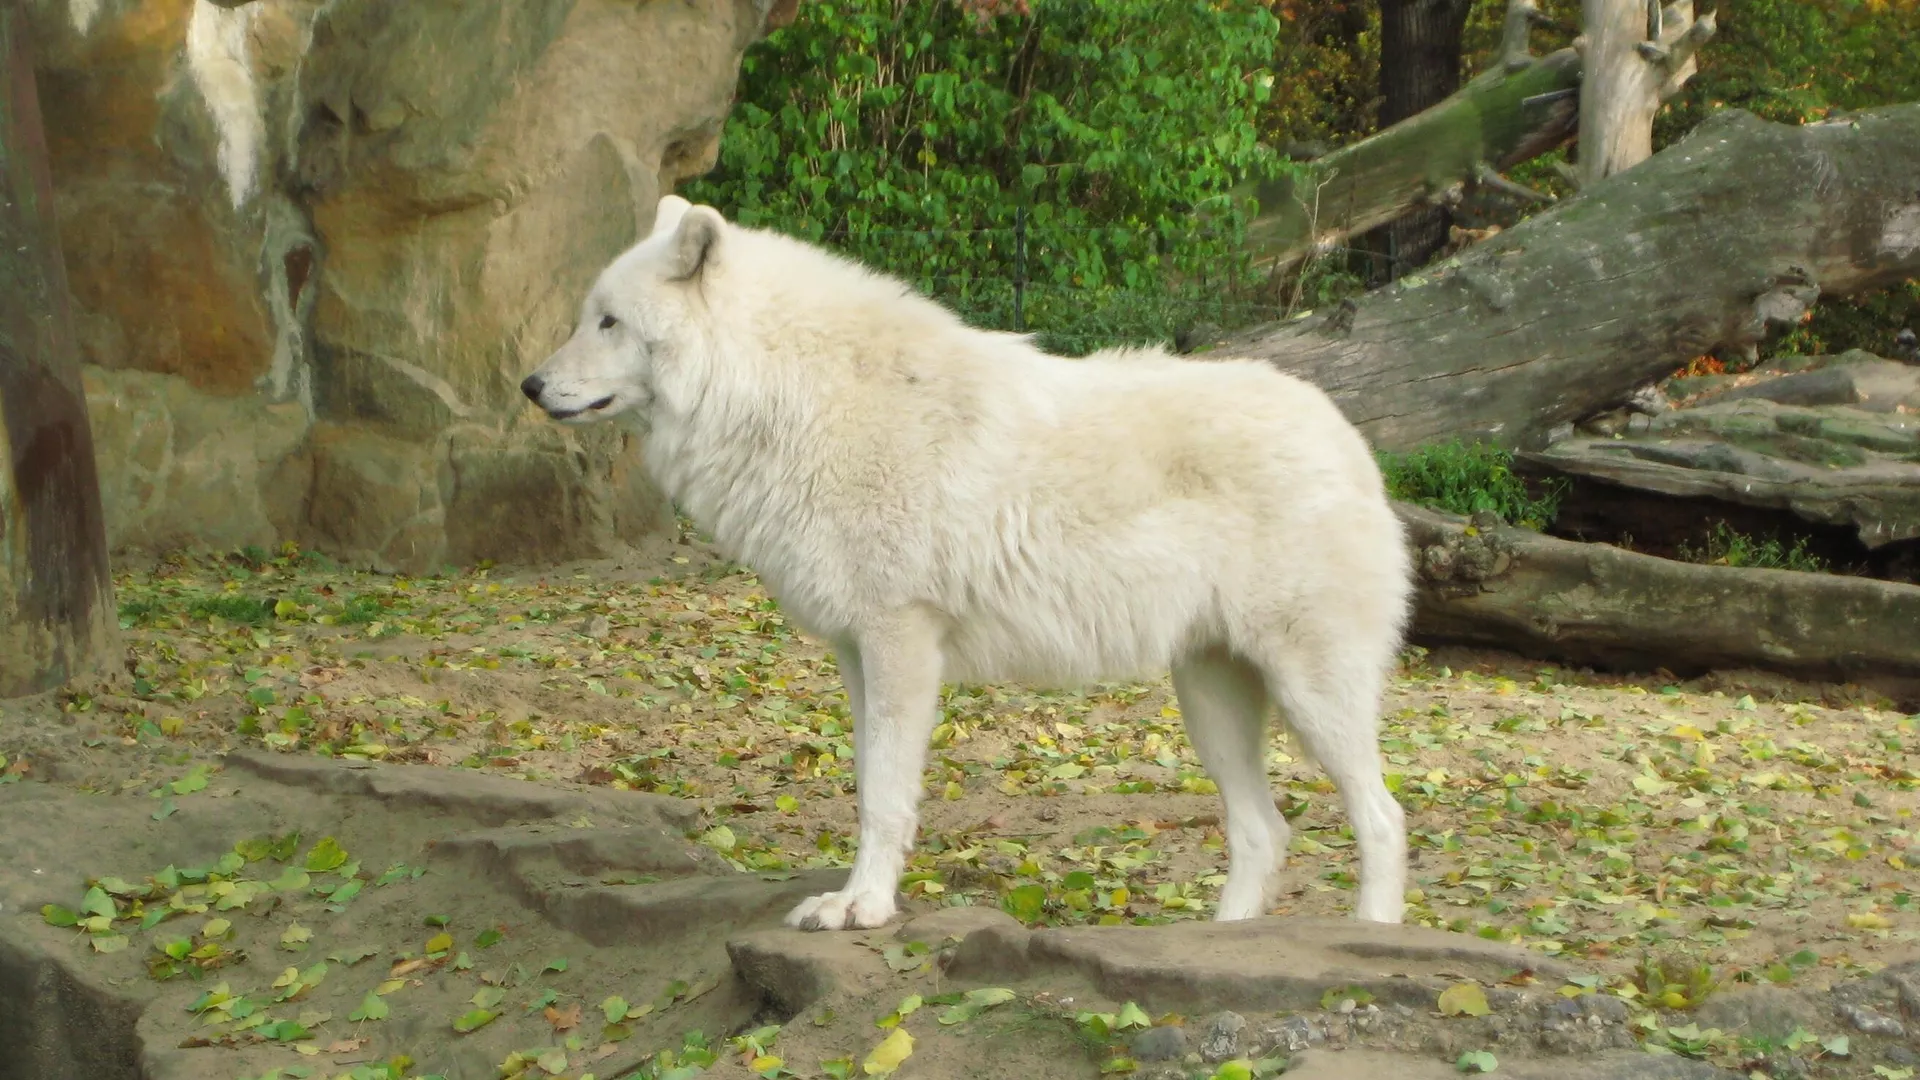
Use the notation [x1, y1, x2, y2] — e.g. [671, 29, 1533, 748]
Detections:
[349, 992, 389, 1022]
[41, 904, 79, 927]
[81, 886, 115, 919]
[1457, 1049, 1498, 1073]
[1212, 1061, 1254, 1080]
[475, 927, 504, 949]
[1002, 883, 1047, 923]
[602, 995, 630, 1024]
[260, 1020, 312, 1042]
[452, 1008, 497, 1033]
[170, 766, 209, 795]
[269, 866, 311, 891]
[303, 837, 347, 873]
[1114, 1002, 1151, 1030]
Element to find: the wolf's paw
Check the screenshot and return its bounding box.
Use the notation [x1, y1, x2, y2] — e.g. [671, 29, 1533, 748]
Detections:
[784, 888, 896, 931]
[1354, 894, 1406, 924]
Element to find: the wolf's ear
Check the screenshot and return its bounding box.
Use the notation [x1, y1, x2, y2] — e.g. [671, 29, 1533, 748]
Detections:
[667, 206, 724, 282]
[650, 195, 692, 239]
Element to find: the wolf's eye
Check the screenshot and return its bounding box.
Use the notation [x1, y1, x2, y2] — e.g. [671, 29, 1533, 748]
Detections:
[598, 314, 618, 330]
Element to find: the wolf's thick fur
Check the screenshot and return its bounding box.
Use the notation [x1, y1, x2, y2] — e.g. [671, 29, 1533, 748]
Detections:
[524, 197, 1414, 930]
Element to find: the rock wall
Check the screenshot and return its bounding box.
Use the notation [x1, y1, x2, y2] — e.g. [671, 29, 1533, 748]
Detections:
[30, 0, 794, 570]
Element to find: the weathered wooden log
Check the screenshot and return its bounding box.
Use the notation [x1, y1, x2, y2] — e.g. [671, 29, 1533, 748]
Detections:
[1, 2, 116, 697]
[1399, 503, 1920, 705]
[1242, 7, 1579, 277]
[1221, 103, 1920, 454]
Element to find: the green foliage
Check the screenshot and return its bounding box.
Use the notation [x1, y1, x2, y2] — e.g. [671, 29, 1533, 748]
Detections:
[1676, 522, 1829, 574]
[684, 0, 1283, 354]
[1632, 953, 1718, 1010]
[1377, 440, 1563, 529]
[185, 594, 274, 626]
[1659, 0, 1920, 141]
[1770, 278, 1920, 361]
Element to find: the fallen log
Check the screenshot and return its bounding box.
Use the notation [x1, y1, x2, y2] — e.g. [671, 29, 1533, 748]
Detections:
[1220, 103, 1920, 454]
[1398, 503, 1920, 705]
[1242, 3, 1580, 276]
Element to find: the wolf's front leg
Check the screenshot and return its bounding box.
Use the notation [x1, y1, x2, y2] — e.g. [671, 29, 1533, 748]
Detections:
[786, 609, 944, 931]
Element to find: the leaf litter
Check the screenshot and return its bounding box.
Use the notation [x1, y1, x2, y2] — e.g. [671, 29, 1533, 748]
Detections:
[4, 541, 1917, 1077]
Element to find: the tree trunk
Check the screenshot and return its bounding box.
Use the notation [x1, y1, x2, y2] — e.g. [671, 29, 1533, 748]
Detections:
[1244, 5, 1578, 281]
[1577, 0, 1715, 185]
[1400, 503, 1920, 706]
[0, 2, 116, 698]
[1365, 0, 1479, 279]
[1219, 103, 1920, 454]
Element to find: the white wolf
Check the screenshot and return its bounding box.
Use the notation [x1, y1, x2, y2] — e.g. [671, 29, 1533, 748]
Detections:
[522, 196, 1413, 930]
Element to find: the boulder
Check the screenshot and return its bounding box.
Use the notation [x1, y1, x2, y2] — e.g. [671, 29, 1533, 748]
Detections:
[31, 0, 789, 569]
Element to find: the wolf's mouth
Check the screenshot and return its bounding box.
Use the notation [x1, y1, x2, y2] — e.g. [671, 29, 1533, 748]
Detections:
[547, 395, 616, 421]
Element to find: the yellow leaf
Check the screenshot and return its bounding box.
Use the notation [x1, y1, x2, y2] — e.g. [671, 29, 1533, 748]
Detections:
[1670, 725, 1705, 741]
[375, 979, 407, 995]
[1847, 912, 1891, 930]
[1438, 983, 1490, 1017]
[863, 1028, 914, 1075]
[425, 933, 453, 955]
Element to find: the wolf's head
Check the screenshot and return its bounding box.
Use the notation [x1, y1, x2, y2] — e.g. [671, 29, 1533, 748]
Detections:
[520, 194, 724, 427]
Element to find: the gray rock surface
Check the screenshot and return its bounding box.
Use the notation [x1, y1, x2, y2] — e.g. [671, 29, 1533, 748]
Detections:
[1537, 352, 1920, 554]
[32, 0, 794, 569]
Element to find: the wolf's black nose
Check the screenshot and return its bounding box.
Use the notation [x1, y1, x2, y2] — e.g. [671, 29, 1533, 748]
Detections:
[520, 375, 545, 401]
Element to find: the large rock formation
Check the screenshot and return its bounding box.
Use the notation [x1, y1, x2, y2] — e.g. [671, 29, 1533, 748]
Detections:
[30, 0, 793, 569]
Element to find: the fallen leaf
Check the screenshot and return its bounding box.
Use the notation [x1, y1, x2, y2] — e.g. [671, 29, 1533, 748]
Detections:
[862, 1028, 914, 1075]
[1457, 1048, 1498, 1073]
[1439, 983, 1491, 1018]
[452, 1008, 497, 1034]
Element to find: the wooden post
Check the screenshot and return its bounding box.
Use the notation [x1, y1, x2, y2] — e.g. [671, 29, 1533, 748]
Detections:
[0, 1, 116, 698]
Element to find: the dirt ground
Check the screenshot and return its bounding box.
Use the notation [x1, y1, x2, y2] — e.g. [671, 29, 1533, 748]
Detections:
[1, 530, 1916, 1080]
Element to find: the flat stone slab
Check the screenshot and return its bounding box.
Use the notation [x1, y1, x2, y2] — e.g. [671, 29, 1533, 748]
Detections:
[983, 916, 1567, 1013]
[225, 748, 698, 829]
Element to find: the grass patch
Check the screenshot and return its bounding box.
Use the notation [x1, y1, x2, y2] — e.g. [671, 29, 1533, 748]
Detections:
[1377, 440, 1564, 529]
[1677, 522, 1829, 573]
[185, 594, 274, 626]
